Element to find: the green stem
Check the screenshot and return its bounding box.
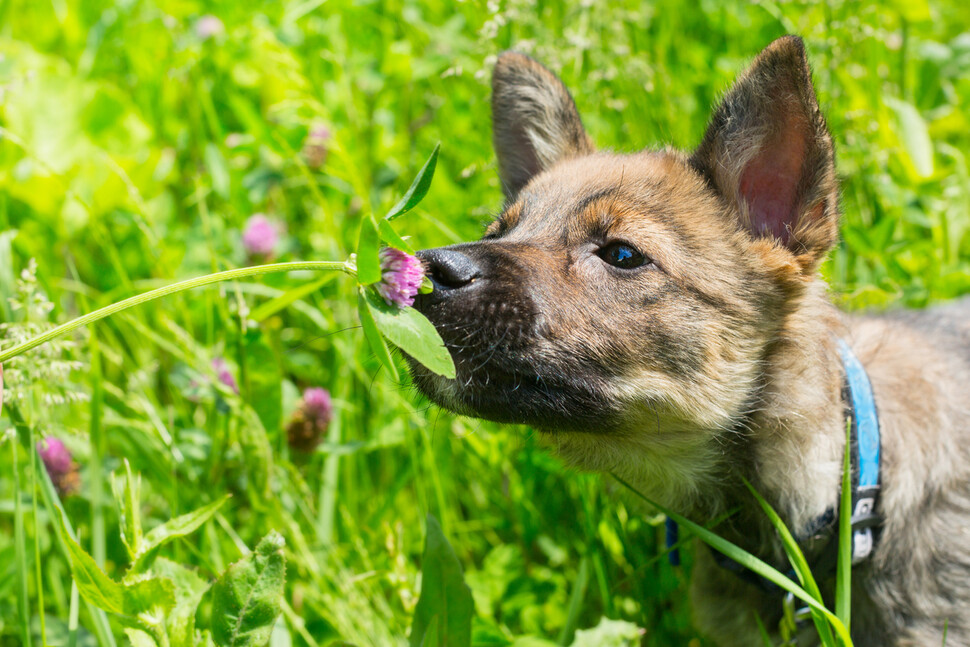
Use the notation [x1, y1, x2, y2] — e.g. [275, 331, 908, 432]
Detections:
[316, 366, 348, 544]
[67, 582, 79, 647]
[0, 261, 353, 364]
[89, 331, 106, 568]
[29, 424, 48, 646]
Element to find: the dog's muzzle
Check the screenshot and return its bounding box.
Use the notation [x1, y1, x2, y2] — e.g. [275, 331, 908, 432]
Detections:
[408, 243, 619, 431]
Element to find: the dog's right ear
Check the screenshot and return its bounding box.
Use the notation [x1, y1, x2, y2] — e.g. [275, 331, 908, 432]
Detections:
[690, 36, 839, 273]
[491, 52, 595, 202]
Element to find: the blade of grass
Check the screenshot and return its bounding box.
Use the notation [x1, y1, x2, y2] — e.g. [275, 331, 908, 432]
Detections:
[28, 422, 47, 645]
[316, 362, 350, 545]
[612, 507, 741, 590]
[12, 431, 33, 647]
[557, 555, 589, 645]
[356, 215, 382, 285]
[743, 478, 837, 646]
[385, 144, 440, 221]
[249, 275, 336, 323]
[417, 410, 451, 534]
[835, 418, 853, 628]
[68, 582, 79, 647]
[357, 289, 400, 381]
[753, 613, 774, 647]
[281, 598, 321, 647]
[612, 473, 852, 645]
[90, 330, 106, 569]
[579, 480, 613, 616]
[39, 472, 119, 647]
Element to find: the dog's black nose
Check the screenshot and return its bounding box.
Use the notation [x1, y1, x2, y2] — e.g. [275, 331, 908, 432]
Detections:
[419, 247, 482, 290]
[416, 247, 482, 305]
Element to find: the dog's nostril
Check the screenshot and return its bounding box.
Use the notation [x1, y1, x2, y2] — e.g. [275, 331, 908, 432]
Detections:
[418, 247, 482, 291]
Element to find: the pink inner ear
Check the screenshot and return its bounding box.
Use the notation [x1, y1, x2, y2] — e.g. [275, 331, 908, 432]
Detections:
[738, 124, 807, 246]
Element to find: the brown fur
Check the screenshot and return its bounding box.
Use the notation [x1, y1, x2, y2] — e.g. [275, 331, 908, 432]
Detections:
[411, 36, 970, 645]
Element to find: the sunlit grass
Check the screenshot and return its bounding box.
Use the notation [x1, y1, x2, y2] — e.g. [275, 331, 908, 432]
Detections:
[1, 0, 969, 645]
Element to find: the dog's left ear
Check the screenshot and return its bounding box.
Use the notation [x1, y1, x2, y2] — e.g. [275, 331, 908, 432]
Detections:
[492, 52, 595, 202]
[691, 36, 838, 272]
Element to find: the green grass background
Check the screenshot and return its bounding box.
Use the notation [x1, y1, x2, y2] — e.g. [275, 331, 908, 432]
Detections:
[1, 0, 969, 644]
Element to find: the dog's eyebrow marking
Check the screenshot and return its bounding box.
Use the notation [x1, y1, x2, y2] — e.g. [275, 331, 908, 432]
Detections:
[567, 190, 629, 242]
[574, 187, 621, 214]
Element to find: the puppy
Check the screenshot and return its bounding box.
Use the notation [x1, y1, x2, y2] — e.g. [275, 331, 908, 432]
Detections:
[411, 36, 970, 646]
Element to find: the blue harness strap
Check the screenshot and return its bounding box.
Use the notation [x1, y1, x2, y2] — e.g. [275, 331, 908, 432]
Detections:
[665, 337, 882, 570]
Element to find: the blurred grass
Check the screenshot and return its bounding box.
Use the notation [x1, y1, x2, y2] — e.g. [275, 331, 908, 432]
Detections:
[0, 0, 968, 645]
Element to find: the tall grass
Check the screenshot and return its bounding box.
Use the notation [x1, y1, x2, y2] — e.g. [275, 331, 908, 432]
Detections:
[1, 1, 969, 645]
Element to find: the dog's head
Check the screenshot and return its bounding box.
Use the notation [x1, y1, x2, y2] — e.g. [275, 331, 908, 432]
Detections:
[411, 36, 839, 453]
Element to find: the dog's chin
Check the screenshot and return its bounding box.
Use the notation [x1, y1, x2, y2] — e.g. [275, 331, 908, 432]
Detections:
[409, 359, 622, 433]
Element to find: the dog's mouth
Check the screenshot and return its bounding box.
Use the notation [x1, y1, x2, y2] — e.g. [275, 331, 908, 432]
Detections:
[409, 347, 622, 433]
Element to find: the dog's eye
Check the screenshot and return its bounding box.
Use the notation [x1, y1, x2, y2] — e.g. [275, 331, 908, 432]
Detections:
[597, 242, 647, 269]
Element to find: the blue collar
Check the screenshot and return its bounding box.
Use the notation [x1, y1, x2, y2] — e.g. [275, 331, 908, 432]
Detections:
[836, 338, 881, 564]
[665, 338, 882, 574]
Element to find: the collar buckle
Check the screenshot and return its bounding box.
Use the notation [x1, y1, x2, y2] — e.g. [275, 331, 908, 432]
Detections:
[850, 484, 880, 564]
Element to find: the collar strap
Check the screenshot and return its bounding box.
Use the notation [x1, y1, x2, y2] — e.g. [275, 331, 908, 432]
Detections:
[837, 338, 881, 564]
[665, 338, 882, 585]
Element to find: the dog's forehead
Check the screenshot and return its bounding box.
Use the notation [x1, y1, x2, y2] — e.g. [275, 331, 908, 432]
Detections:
[505, 151, 700, 239]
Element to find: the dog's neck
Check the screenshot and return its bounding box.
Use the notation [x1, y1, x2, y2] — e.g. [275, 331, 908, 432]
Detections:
[738, 296, 846, 539]
[700, 288, 847, 547]
[696, 291, 847, 557]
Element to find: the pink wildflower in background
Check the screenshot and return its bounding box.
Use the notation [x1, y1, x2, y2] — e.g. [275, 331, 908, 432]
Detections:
[377, 248, 424, 308]
[303, 387, 333, 426]
[287, 387, 334, 452]
[302, 124, 331, 168]
[242, 214, 279, 258]
[195, 15, 224, 40]
[37, 437, 80, 497]
[211, 358, 239, 394]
